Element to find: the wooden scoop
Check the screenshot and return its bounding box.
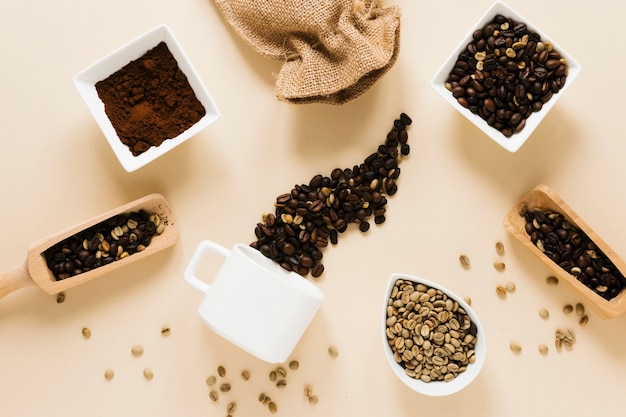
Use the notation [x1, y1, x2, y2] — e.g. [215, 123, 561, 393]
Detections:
[0, 193, 178, 299]
[504, 184, 626, 319]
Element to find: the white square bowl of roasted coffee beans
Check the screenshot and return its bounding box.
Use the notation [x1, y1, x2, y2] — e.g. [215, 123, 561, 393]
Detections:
[382, 273, 486, 396]
[431, 1, 581, 152]
[73, 24, 221, 172]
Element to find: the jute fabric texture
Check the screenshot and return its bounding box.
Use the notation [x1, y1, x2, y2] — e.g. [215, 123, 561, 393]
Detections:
[214, 0, 401, 104]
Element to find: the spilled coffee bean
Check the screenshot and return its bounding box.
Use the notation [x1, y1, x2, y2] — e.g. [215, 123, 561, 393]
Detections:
[251, 113, 412, 277]
[43, 210, 165, 281]
[521, 206, 626, 300]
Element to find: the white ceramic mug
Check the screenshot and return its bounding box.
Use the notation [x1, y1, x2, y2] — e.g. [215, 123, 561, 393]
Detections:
[184, 240, 324, 363]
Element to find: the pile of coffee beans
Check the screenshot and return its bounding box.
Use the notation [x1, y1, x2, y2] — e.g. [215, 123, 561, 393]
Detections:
[385, 278, 478, 383]
[521, 206, 626, 300]
[446, 14, 568, 137]
[44, 210, 165, 280]
[251, 113, 412, 277]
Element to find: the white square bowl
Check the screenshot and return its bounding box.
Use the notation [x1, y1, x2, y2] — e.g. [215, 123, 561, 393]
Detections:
[73, 24, 220, 172]
[382, 273, 486, 396]
[431, 1, 581, 152]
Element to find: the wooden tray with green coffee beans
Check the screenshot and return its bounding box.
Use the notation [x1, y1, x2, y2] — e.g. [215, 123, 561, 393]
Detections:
[0, 193, 178, 299]
[504, 184, 626, 319]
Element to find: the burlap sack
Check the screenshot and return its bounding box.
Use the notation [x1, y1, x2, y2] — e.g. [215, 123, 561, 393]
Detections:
[214, 0, 401, 104]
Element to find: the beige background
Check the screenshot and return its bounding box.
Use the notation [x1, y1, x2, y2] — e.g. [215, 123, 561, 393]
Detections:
[1, 0, 625, 416]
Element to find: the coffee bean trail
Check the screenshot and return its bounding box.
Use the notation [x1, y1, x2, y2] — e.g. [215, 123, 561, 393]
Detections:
[251, 113, 412, 278]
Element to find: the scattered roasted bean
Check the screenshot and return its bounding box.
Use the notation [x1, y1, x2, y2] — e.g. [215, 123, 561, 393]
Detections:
[509, 342, 522, 354]
[220, 383, 231, 393]
[44, 210, 165, 281]
[459, 254, 471, 268]
[241, 370, 250, 381]
[217, 365, 226, 377]
[538, 308, 549, 319]
[81, 327, 91, 339]
[445, 14, 569, 137]
[160, 326, 171, 336]
[206, 375, 217, 386]
[251, 114, 411, 277]
[522, 208, 626, 300]
[538, 344, 549, 355]
[276, 379, 287, 388]
[563, 304, 573, 314]
[227, 402, 236, 414]
[56, 292, 66, 303]
[268, 402, 278, 414]
[104, 369, 115, 381]
[463, 296, 472, 306]
[288, 360, 299, 370]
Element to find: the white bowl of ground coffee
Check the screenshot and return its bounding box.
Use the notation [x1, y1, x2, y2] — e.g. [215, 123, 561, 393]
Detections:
[73, 24, 220, 172]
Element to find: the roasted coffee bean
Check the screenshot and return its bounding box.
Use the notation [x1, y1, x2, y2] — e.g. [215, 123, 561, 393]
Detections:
[522, 208, 626, 300]
[44, 210, 164, 281]
[251, 114, 411, 278]
[446, 14, 568, 137]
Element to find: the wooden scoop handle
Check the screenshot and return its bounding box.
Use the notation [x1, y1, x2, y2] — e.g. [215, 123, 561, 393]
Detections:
[0, 263, 35, 299]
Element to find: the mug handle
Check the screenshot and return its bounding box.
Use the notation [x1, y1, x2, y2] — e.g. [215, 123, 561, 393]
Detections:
[184, 240, 231, 293]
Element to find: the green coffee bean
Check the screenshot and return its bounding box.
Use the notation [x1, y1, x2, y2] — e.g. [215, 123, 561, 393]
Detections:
[143, 368, 154, 380]
[509, 342, 522, 354]
[546, 276, 559, 286]
[495, 241, 505, 255]
[328, 345, 339, 357]
[209, 390, 219, 402]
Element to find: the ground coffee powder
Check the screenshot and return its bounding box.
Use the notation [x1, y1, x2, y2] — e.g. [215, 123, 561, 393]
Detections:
[96, 42, 206, 156]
